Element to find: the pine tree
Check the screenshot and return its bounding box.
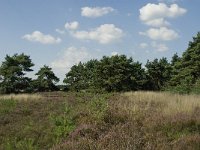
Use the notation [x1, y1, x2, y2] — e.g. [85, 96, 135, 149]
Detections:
[34, 65, 59, 92]
[170, 32, 200, 86]
[0, 53, 34, 93]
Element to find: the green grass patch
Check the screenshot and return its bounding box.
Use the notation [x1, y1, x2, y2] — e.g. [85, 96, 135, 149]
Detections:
[162, 119, 200, 140]
[0, 99, 17, 115]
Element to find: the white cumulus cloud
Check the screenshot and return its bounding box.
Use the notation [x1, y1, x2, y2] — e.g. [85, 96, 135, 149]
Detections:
[56, 29, 65, 34]
[139, 27, 179, 41]
[81, 7, 114, 18]
[71, 24, 123, 44]
[51, 47, 92, 73]
[139, 3, 187, 27]
[151, 41, 169, 52]
[65, 21, 79, 30]
[145, 18, 170, 27]
[22, 31, 61, 44]
[139, 43, 148, 49]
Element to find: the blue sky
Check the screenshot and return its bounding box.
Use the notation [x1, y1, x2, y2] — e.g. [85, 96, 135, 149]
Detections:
[0, 0, 200, 81]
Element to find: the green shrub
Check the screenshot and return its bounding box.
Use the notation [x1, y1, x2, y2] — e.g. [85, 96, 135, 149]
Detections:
[49, 104, 75, 143]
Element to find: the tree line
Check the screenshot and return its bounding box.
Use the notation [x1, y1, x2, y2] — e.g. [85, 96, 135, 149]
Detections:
[0, 32, 200, 94]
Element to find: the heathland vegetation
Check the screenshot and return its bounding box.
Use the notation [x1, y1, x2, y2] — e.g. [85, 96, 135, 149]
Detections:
[0, 33, 200, 149]
[0, 92, 200, 149]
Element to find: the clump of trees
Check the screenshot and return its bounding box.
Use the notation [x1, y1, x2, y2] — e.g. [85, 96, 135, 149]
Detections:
[0, 54, 59, 94]
[0, 32, 200, 94]
[168, 32, 200, 93]
[64, 55, 147, 92]
[145, 58, 172, 91]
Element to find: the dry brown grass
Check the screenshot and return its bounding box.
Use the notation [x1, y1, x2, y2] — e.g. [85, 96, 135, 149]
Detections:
[124, 91, 200, 115]
[0, 93, 42, 101]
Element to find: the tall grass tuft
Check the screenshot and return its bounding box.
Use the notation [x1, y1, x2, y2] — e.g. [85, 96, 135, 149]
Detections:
[124, 91, 200, 115]
[0, 94, 42, 101]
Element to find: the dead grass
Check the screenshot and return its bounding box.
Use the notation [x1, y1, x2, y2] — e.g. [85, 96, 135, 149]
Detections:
[124, 91, 200, 115]
[0, 93, 42, 101]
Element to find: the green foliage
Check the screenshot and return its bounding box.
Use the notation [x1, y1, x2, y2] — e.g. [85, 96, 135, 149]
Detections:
[50, 104, 75, 143]
[34, 65, 59, 92]
[145, 57, 172, 90]
[191, 79, 200, 94]
[171, 32, 200, 85]
[88, 95, 108, 122]
[171, 53, 181, 66]
[168, 79, 200, 94]
[64, 62, 89, 91]
[0, 53, 34, 94]
[63, 32, 200, 93]
[95, 55, 146, 92]
[64, 60, 99, 91]
[64, 55, 146, 92]
[168, 32, 200, 93]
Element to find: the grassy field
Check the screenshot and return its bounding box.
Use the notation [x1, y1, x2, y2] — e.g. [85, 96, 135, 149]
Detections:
[0, 92, 200, 150]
